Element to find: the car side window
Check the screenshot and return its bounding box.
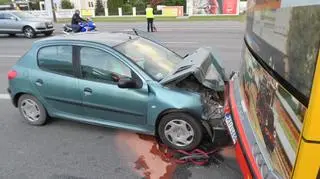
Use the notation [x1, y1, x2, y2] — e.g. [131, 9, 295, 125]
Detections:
[38, 45, 74, 76]
[3, 13, 13, 19]
[80, 47, 133, 83]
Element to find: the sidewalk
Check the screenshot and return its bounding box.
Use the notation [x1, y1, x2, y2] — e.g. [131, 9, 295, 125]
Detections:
[57, 15, 245, 23]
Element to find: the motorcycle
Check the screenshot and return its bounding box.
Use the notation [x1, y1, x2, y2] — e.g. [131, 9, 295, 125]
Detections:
[63, 20, 96, 34]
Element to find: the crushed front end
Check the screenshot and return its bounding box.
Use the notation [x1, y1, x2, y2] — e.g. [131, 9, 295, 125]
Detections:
[162, 47, 233, 144]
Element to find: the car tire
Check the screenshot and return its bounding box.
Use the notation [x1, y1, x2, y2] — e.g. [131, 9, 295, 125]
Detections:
[23, 26, 35, 39]
[158, 112, 203, 150]
[44, 31, 53, 36]
[18, 94, 47, 126]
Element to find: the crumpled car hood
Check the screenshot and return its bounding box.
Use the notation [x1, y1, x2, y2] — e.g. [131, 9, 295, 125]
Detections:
[160, 47, 227, 91]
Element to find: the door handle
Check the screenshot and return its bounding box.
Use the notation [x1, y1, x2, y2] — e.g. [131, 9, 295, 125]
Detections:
[35, 79, 43, 86]
[84, 87, 92, 96]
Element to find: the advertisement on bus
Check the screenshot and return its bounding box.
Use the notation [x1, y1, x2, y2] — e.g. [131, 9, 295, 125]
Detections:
[187, 0, 239, 15]
[240, 0, 320, 177]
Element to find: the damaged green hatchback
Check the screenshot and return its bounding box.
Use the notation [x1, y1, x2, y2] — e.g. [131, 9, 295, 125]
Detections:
[7, 31, 227, 150]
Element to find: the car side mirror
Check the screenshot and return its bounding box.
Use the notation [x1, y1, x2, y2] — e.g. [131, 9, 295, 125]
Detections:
[117, 78, 139, 89]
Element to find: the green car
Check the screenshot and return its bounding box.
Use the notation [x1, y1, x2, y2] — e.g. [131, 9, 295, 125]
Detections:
[7, 31, 227, 150]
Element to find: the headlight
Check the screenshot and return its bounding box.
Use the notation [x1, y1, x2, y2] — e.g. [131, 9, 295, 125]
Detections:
[200, 94, 210, 116]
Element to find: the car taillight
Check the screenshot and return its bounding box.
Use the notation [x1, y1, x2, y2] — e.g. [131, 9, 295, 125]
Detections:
[8, 70, 17, 80]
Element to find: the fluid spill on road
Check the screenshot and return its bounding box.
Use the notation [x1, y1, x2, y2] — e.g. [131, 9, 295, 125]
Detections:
[115, 131, 237, 179]
[115, 132, 177, 179]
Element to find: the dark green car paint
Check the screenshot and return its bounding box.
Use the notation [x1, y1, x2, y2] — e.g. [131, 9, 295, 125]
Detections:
[8, 32, 224, 136]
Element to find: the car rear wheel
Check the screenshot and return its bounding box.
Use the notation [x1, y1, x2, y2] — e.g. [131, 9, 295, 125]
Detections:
[23, 26, 35, 38]
[158, 112, 203, 150]
[18, 94, 47, 126]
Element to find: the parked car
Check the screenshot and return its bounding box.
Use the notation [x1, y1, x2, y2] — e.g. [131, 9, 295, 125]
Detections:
[0, 11, 54, 38]
[7, 32, 227, 150]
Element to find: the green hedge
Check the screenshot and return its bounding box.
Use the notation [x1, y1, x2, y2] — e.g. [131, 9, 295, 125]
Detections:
[0, 0, 9, 5]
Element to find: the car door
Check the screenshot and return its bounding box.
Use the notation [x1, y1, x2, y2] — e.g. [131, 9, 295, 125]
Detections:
[0, 13, 9, 32]
[77, 46, 149, 126]
[0, 13, 4, 31]
[2, 13, 20, 32]
[30, 44, 83, 117]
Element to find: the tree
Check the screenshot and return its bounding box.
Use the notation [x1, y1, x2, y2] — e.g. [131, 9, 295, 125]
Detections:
[122, 3, 132, 15]
[61, 0, 73, 9]
[0, 0, 9, 5]
[286, 6, 320, 97]
[162, 0, 184, 6]
[107, 0, 124, 15]
[132, 0, 146, 15]
[29, 0, 40, 10]
[95, 0, 105, 16]
[150, 0, 163, 6]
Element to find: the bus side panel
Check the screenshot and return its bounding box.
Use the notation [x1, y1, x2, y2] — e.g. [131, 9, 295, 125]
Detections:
[292, 51, 320, 178]
[239, 46, 306, 178]
[292, 140, 320, 179]
[237, 1, 320, 178]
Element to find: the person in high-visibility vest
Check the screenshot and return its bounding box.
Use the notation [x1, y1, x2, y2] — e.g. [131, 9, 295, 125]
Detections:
[145, 4, 154, 32]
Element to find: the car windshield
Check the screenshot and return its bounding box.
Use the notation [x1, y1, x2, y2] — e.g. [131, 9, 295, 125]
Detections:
[11, 12, 35, 19]
[114, 37, 183, 81]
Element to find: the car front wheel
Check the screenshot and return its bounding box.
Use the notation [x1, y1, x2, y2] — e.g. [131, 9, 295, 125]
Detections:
[158, 112, 203, 150]
[18, 94, 47, 125]
[23, 26, 35, 38]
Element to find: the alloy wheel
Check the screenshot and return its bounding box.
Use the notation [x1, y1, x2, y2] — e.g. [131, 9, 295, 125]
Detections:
[20, 99, 41, 122]
[164, 119, 195, 147]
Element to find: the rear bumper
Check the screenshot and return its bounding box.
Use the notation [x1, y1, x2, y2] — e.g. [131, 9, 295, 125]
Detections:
[7, 88, 15, 106]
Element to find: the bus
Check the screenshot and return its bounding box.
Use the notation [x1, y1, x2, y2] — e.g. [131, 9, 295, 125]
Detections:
[226, 0, 320, 178]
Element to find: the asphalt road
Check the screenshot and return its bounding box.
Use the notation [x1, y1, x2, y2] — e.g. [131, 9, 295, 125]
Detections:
[0, 21, 244, 179]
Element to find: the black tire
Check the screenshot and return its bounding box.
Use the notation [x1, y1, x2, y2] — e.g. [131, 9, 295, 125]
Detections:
[158, 112, 203, 150]
[18, 94, 47, 126]
[23, 26, 35, 39]
[44, 31, 53, 36]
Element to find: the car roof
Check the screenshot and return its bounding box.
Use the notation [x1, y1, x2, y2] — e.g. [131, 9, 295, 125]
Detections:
[36, 32, 138, 47]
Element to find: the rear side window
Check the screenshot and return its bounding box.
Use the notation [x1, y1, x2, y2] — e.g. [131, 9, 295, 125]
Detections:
[3, 13, 13, 19]
[37, 45, 73, 76]
[0, 13, 14, 20]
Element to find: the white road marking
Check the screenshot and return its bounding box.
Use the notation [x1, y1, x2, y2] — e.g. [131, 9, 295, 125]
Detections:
[0, 55, 21, 58]
[160, 27, 241, 30]
[0, 94, 10, 100]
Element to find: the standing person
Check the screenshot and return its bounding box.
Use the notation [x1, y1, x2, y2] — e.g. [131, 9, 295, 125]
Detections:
[145, 5, 154, 32]
[71, 10, 86, 33]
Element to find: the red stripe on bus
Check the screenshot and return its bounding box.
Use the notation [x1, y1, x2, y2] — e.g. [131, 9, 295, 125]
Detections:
[235, 142, 253, 178]
[229, 81, 262, 179]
